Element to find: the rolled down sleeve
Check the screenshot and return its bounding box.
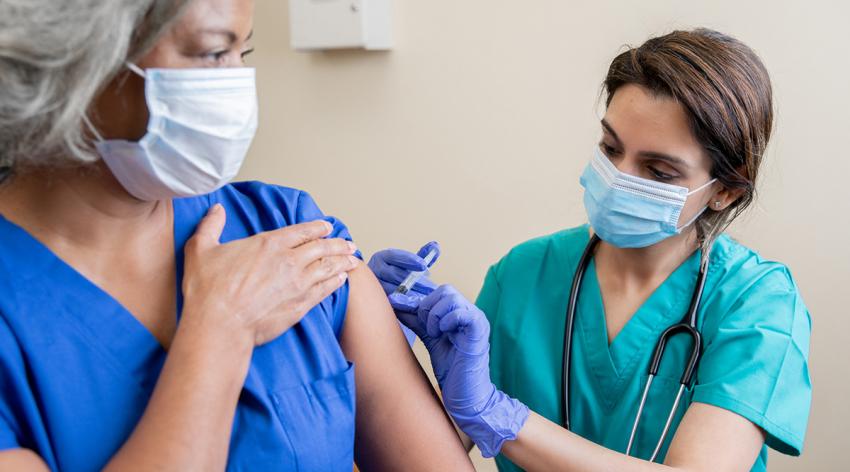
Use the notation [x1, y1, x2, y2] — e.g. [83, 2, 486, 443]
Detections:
[692, 269, 812, 456]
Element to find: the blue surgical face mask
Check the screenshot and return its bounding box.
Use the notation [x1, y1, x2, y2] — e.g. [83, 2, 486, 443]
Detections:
[579, 146, 717, 248]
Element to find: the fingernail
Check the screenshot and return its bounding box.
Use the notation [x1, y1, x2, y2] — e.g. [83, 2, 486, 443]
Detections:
[324, 221, 333, 232]
[339, 272, 349, 282]
[348, 241, 357, 253]
[348, 255, 359, 265]
[209, 203, 223, 214]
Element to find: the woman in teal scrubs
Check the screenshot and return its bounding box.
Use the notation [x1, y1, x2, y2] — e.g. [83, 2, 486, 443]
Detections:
[370, 29, 811, 471]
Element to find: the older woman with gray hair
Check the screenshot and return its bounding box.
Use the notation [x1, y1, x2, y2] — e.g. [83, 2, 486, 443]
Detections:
[0, 1, 474, 470]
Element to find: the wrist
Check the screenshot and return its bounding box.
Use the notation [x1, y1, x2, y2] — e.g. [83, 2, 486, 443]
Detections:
[449, 387, 530, 459]
[177, 305, 255, 359]
[168, 319, 254, 401]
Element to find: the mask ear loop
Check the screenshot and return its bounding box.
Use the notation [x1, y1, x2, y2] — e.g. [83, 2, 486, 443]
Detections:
[676, 205, 708, 232]
[686, 178, 717, 196]
[82, 115, 105, 143]
[677, 178, 718, 232]
[126, 62, 146, 78]
[82, 62, 146, 144]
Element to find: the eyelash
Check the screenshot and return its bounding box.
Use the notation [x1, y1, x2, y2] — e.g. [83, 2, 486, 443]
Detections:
[204, 50, 228, 62]
[203, 48, 255, 63]
[647, 166, 675, 181]
[600, 143, 619, 157]
[599, 142, 677, 182]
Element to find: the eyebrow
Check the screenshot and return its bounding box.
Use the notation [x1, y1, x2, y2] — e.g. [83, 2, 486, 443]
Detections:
[200, 28, 254, 44]
[600, 119, 691, 169]
[638, 151, 691, 169]
[600, 119, 622, 145]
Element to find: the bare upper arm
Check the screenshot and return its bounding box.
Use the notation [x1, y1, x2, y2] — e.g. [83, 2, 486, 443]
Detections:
[340, 261, 474, 471]
[664, 402, 765, 472]
[0, 449, 50, 471]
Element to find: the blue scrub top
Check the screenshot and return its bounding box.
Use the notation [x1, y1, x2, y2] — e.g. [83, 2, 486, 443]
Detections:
[0, 182, 360, 471]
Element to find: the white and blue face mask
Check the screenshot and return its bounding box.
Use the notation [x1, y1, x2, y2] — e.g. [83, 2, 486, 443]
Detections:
[87, 63, 258, 201]
[580, 146, 717, 248]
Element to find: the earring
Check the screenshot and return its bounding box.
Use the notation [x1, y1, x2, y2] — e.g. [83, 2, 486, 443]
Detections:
[714, 201, 722, 209]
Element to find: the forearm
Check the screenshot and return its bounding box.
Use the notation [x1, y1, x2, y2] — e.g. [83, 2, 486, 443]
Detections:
[502, 402, 764, 472]
[104, 318, 253, 472]
[502, 412, 676, 472]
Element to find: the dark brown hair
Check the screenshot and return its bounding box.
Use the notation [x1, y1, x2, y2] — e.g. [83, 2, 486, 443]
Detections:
[604, 28, 773, 253]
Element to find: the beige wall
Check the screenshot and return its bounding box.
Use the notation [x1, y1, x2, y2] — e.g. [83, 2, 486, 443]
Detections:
[242, 1, 850, 470]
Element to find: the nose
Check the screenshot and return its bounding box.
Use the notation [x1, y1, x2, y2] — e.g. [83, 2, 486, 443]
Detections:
[609, 152, 642, 177]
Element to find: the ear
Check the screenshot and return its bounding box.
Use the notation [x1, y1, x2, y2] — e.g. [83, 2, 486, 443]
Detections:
[89, 68, 148, 142]
[708, 185, 746, 212]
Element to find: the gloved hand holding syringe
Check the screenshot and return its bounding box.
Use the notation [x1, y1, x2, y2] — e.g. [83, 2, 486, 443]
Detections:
[367, 241, 441, 345]
[395, 247, 438, 295]
[368, 241, 529, 459]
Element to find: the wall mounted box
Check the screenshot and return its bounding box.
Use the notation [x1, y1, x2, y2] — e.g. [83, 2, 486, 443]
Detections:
[289, 0, 392, 51]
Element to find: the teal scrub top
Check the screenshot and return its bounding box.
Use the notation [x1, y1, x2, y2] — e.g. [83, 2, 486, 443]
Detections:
[476, 225, 811, 472]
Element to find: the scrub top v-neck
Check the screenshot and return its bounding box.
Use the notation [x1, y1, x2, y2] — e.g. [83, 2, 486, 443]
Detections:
[0, 182, 360, 471]
[477, 225, 811, 472]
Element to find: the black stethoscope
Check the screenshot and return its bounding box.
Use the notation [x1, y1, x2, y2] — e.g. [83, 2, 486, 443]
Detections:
[560, 234, 709, 462]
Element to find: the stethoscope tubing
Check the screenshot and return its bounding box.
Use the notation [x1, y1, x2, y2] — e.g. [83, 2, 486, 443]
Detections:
[561, 234, 600, 431]
[561, 233, 708, 461]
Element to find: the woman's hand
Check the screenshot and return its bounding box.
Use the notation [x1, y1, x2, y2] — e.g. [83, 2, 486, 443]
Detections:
[103, 205, 359, 472]
[398, 284, 530, 458]
[181, 204, 359, 346]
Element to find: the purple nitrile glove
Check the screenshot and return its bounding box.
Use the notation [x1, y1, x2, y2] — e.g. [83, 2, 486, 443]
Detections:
[367, 242, 440, 345]
[397, 284, 529, 458]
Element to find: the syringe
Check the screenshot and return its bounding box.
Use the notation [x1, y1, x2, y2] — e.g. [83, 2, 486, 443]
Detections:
[395, 248, 438, 295]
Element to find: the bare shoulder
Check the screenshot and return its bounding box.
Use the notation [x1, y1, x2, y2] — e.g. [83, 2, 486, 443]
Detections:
[339, 260, 409, 358]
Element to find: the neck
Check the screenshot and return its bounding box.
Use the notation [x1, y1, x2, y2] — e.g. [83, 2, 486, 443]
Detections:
[0, 161, 168, 251]
[594, 229, 699, 287]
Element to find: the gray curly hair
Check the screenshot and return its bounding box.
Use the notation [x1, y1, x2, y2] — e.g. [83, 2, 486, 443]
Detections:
[0, 0, 191, 179]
